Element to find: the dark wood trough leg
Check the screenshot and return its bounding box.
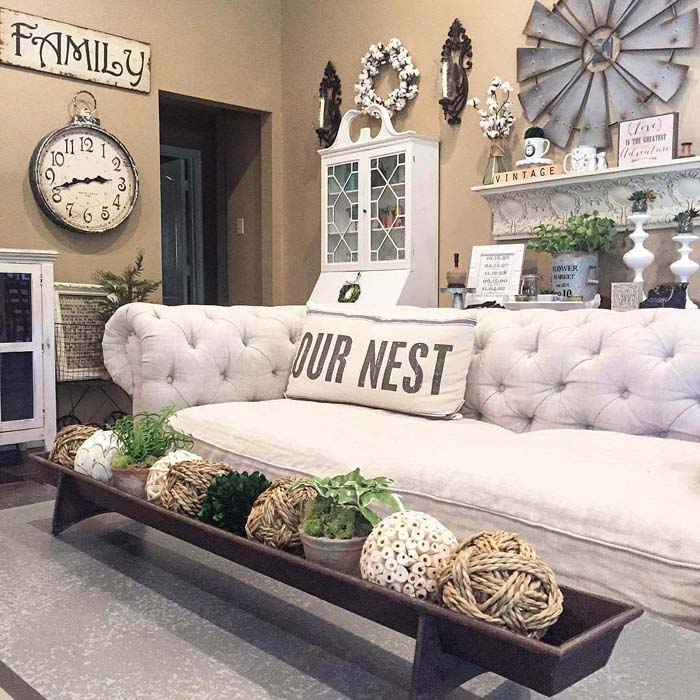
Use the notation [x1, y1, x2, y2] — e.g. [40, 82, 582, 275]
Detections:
[52, 473, 109, 535]
[410, 614, 485, 700]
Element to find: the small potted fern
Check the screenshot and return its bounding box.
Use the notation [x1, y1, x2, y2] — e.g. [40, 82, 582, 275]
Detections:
[291, 468, 402, 575]
[110, 407, 193, 497]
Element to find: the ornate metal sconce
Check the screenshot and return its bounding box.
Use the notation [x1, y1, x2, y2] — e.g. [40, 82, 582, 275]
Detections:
[438, 19, 473, 126]
[316, 61, 342, 148]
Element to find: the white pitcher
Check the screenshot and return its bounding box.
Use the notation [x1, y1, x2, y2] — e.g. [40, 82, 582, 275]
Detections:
[564, 146, 597, 174]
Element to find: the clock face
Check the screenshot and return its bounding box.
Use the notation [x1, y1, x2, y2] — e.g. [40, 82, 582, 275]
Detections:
[30, 124, 138, 233]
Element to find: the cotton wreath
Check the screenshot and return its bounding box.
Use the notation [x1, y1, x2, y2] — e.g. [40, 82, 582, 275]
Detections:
[354, 38, 419, 116]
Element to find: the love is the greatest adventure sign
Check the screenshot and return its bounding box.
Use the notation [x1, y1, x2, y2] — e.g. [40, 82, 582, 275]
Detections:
[618, 113, 678, 166]
[0, 8, 150, 93]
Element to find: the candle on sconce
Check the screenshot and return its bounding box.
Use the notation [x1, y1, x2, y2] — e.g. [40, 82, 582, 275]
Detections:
[441, 59, 449, 99]
[318, 96, 326, 129]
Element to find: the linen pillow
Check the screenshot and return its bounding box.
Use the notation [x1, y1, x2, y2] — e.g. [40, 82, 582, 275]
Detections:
[285, 304, 476, 418]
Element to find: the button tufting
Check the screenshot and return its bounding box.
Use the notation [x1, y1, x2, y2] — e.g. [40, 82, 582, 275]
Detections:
[621, 390, 630, 399]
[555, 383, 565, 393]
[167, 375, 174, 384]
[498, 384, 506, 393]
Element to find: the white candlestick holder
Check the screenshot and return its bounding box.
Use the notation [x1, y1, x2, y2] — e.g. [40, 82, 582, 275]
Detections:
[670, 231, 699, 309]
[623, 214, 654, 293]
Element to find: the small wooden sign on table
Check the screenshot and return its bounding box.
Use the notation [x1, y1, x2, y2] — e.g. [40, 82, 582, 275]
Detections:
[491, 164, 563, 186]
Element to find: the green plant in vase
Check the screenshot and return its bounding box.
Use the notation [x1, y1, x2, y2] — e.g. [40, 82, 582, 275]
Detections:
[673, 206, 700, 233]
[628, 189, 656, 214]
[291, 468, 402, 574]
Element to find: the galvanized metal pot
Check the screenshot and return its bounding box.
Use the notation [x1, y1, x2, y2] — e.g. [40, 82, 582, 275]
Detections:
[551, 252, 599, 301]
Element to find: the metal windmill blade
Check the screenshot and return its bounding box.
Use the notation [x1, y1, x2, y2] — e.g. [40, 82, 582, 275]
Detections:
[517, 0, 699, 148]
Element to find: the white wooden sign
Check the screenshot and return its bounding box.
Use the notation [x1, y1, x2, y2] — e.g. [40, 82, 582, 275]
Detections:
[618, 113, 678, 166]
[467, 244, 525, 302]
[0, 8, 150, 93]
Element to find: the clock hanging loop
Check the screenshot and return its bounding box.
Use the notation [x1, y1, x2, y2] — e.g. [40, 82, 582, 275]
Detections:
[70, 90, 100, 126]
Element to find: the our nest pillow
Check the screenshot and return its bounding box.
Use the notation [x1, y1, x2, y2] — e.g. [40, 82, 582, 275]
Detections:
[285, 304, 476, 418]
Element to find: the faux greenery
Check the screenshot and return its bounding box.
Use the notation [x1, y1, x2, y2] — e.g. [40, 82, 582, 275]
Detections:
[527, 213, 620, 254]
[199, 471, 271, 535]
[111, 407, 193, 469]
[292, 468, 402, 540]
[93, 249, 161, 321]
[673, 207, 700, 226]
[524, 126, 545, 139]
[629, 189, 656, 204]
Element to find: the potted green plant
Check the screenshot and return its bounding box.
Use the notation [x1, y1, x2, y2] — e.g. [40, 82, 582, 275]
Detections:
[291, 468, 402, 575]
[673, 206, 700, 233]
[528, 212, 620, 301]
[110, 407, 193, 497]
[628, 189, 656, 214]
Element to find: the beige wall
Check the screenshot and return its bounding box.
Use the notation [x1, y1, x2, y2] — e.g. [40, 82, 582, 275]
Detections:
[0, 0, 284, 300]
[280, 0, 700, 305]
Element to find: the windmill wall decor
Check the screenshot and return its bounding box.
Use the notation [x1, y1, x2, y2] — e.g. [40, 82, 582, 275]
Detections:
[517, 0, 699, 149]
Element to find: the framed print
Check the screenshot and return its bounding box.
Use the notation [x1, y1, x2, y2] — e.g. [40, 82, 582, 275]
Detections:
[618, 113, 678, 167]
[467, 244, 525, 302]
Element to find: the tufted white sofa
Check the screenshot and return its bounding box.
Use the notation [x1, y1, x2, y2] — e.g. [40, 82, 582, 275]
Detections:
[104, 303, 700, 630]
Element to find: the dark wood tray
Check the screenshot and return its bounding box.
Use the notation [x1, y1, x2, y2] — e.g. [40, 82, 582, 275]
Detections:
[31, 454, 642, 699]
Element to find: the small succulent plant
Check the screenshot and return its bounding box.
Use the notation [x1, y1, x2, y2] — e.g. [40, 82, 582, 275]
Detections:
[673, 207, 700, 226]
[629, 189, 657, 203]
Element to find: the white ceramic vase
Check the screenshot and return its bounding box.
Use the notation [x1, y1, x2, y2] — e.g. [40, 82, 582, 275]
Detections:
[670, 232, 699, 309]
[623, 214, 654, 292]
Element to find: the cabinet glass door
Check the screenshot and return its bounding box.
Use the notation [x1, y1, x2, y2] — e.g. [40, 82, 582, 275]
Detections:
[326, 161, 359, 265]
[0, 267, 43, 431]
[370, 153, 406, 263]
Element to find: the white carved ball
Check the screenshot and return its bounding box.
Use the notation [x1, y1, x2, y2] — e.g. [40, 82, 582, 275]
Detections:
[146, 450, 201, 503]
[74, 429, 121, 483]
[360, 511, 458, 600]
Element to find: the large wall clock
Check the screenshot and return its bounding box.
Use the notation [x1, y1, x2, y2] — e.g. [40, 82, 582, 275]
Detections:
[30, 92, 139, 234]
[517, 0, 699, 148]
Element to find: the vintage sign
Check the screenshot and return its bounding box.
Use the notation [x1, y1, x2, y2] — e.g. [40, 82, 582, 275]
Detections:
[467, 244, 525, 302]
[618, 113, 678, 166]
[491, 164, 563, 186]
[0, 8, 150, 93]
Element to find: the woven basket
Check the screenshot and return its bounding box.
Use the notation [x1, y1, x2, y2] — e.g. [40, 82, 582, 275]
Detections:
[50, 425, 99, 468]
[245, 477, 316, 553]
[160, 460, 231, 517]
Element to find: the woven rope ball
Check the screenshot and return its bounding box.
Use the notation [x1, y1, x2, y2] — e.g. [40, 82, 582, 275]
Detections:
[50, 425, 99, 467]
[245, 477, 317, 553]
[146, 450, 202, 503]
[360, 511, 458, 600]
[438, 531, 564, 639]
[160, 460, 231, 517]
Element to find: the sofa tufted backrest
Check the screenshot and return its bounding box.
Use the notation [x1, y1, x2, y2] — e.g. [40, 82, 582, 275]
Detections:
[464, 308, 700, 441]
[103, 303, 306, 413]
[105, 303, 700, 441]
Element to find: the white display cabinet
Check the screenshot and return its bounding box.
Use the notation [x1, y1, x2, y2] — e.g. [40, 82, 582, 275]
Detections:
[310, 105, 439, 306]
[0, 249, 58, 450]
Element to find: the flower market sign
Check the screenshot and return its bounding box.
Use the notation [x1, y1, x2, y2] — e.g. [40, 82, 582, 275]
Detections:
[0, 8, 150, 93]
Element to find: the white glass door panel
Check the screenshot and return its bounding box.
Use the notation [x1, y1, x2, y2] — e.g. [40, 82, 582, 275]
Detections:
[0, 265, 44, 432]
[324, 159, 360, 269]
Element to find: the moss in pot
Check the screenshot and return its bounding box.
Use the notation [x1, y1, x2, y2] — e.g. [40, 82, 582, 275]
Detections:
[110, 407, 193, 498]
[292, 468, 402, 576]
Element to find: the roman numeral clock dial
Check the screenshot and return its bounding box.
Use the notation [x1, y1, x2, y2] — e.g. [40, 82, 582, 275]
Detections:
[30, 92, 138, 234]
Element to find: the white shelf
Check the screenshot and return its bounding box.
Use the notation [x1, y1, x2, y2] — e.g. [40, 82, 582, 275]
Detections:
[472, 157, 700, 240]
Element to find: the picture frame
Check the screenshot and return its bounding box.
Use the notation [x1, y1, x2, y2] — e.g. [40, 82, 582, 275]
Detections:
[618, 112, 679, 167]
[54, 282, 109, 382]
[467, 244, 525, 302]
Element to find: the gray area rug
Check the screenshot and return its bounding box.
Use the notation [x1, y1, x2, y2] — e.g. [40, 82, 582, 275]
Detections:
[0, 501, 698, 700]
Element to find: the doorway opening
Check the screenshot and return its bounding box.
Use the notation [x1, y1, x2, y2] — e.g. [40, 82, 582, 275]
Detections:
[159, 93, 265, 306]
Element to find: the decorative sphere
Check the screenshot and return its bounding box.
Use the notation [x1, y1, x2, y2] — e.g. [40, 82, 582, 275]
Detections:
[74, 429, 121, 483]
[146, 450, 201, 503]
[49, 425, 98, 467]
[245, 477, 317, 553]
[438, 531, 564, 639]
[360, 511, 458, 600]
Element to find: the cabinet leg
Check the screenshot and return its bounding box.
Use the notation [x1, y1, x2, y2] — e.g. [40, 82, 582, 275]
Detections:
[410, 615, 484, 700]
[52, 473, 108, 535]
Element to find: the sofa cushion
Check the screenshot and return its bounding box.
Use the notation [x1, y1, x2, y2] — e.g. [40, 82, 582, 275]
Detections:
[286, 304, 476, 418]
[171, 399, 700, 630]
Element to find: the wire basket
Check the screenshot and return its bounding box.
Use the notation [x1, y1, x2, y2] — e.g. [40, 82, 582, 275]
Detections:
[55, 323, 109, 383]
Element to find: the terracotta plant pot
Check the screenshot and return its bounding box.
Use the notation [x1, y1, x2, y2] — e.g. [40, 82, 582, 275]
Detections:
[299, 531, 367, 576]
[110, 468, 150, 498]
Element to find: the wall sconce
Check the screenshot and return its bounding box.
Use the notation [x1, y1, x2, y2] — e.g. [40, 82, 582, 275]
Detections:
[316, 61, 342, 148]
[438, 19, 473, 126]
